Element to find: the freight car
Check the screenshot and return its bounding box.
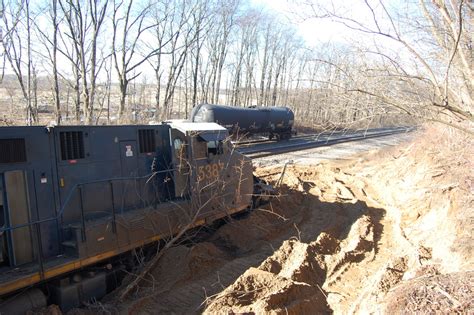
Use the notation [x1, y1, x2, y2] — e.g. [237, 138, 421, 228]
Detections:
[190, 104, 295, 140]
[0, 121, 267, 313]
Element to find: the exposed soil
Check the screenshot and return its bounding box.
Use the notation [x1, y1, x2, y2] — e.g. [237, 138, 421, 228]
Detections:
[384, 271, 474, 313]
[46, 125, 472, 314]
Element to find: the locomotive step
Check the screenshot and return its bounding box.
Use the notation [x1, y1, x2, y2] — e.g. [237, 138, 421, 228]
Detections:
[61, 241, 79, 257]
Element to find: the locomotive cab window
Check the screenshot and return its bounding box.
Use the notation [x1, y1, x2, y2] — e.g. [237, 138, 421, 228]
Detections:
[207, 140, 224, 156]
[199, 132, 226, 157]
[173, 138, 188, 166]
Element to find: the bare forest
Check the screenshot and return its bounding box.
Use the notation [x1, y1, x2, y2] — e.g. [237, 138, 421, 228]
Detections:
[0, 0, 472, 134]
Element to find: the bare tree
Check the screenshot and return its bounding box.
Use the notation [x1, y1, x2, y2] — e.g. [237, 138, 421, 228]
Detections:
[58, 0, 108, 124]
[51, 0, 60, 124]
[160, 0, 197, 119]
[1, 0, 35, 124]
[257, 20, 272, 107]
[94, 55, 113, 124]
[301, 0, 473, 133]
[212, 0, 239, 103]
[112, 0, 165, 122]
[190, 0, 211, 109]
[230, 9, 260, 106]
[34, 0, 62, 124]
[145, 0, 176, 119]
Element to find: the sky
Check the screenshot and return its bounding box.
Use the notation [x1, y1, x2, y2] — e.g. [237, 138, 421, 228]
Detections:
[249, 0, 409, 49]
[250, 0, 363, 45]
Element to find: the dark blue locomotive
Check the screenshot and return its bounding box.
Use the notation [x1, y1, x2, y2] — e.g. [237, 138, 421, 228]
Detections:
[190, 104, 295, 140]
[0, 122, 255, 312]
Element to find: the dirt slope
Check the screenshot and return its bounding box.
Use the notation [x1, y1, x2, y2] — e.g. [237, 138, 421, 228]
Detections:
[111, 126, 472, 314]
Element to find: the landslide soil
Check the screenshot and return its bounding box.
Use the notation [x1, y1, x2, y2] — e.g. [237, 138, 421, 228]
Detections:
[86, 126, 472, 314]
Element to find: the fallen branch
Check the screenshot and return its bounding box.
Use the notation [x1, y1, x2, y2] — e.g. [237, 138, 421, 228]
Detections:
[118, 198, 212, 301]
[435, 285, 461, 308]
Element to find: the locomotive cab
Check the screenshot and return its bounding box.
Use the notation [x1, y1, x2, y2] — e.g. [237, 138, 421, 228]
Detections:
[168, 121, 253, 221]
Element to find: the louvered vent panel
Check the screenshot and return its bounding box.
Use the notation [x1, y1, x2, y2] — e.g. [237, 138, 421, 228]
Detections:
[138, 129, 155, 153]
[0, 139, 27, 163]
[59, 131, 85, 160]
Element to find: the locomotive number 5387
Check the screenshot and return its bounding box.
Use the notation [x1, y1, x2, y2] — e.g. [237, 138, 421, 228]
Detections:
[198, 161, 225, 181]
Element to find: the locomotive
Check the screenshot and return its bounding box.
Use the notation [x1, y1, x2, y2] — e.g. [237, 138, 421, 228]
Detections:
[190, 104, 294, 140]
[0, 121, 266, 313]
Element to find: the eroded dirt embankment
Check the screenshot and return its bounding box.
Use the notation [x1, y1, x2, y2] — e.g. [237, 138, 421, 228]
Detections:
[110, 126, 472, 314]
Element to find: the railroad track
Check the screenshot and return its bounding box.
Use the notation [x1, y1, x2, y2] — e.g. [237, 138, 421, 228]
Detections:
[233, 127, 410, 147]
[239, 126, 415, 158]
[233, 133, 325, 147]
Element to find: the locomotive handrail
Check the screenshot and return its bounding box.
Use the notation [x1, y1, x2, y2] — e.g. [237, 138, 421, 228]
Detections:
[0, 166, 178, 284]
[56, 168, 177, 219]
[0, 168, 177, 234]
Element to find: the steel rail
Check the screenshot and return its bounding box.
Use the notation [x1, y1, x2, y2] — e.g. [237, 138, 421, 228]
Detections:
[233, 126, 412, 148]
[233, 130, 354, 147]
[243, 127, 415, 158]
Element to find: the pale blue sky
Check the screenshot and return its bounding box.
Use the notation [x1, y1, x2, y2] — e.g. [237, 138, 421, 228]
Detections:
[250, 0, 410, 48]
